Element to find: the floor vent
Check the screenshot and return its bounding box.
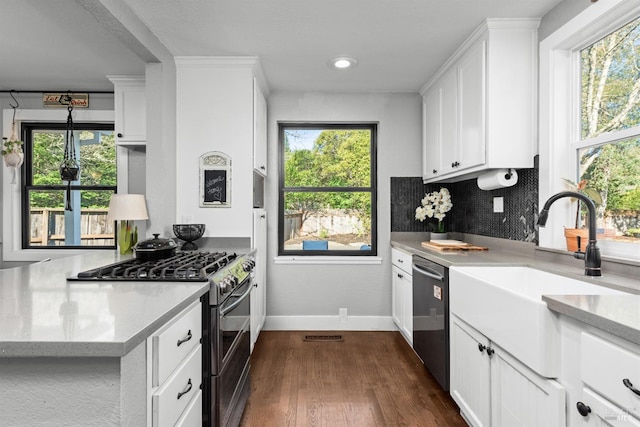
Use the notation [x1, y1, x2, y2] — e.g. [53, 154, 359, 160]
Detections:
[303, 334, 344, 342]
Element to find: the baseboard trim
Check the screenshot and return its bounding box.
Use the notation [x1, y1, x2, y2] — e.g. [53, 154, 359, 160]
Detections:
[264, 315, 396, 331]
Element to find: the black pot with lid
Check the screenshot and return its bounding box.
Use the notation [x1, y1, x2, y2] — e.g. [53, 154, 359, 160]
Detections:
[134, 233, 177, 260]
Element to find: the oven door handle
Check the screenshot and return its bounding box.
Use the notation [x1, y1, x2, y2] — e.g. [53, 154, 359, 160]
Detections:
[220, 282, 252, 317]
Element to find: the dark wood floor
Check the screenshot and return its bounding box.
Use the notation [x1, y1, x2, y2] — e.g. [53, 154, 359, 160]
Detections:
[240, 331, 467, 427]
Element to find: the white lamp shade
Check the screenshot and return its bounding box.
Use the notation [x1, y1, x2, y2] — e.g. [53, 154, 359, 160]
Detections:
[107, 194, 149, 221]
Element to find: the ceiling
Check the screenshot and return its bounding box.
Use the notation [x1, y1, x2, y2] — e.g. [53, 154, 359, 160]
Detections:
[1, 0, 563, 94]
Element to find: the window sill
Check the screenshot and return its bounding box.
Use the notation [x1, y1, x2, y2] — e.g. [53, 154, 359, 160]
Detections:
[274, 256, 383, 265]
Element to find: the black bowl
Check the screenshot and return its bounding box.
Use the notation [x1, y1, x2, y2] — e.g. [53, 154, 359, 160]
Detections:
[173, 224, 205, 251]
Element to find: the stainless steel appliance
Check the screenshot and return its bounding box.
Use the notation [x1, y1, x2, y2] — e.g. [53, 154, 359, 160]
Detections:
[70, 249, 256, 427]
[412, 255, 449, 391]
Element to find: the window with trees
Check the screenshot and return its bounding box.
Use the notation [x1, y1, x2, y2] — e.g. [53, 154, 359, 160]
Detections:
[278, 123, 377, 256]
[576, 14, 640, 253]
[22, 122, 116, 249]
[540, 1, 640, 260]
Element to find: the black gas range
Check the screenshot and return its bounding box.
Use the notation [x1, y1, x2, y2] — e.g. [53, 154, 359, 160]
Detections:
[69, 249, 256, 427]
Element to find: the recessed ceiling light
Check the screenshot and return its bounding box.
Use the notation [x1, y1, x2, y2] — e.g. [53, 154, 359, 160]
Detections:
[329, 57, 358, 70]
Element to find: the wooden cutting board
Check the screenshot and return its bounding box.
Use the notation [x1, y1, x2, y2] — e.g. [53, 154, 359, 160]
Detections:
[421, 241, 488, 252]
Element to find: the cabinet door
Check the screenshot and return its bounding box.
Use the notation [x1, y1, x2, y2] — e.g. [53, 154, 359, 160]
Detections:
[422, 88, 441, 180]
[391, 265, 404, 330]
[251, 209, 267, 350]
[111, 78, 146, 145]
[253, 79, 268, 176]
[457, 39, 486, 171]
[491, 343, 565, 427]
[401, 272, 413, 344]
[439, 69, 458, 175]
[450, 315, 491, 427]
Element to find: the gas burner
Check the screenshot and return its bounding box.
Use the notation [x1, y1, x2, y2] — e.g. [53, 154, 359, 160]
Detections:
[71, 251, 237, 282]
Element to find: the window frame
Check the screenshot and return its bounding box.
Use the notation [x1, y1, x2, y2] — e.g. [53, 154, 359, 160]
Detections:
[277, 122, 378, 257]
[2, 108, 116, 262]
[539, 0, 640, 261]
[21, 121, 117, 250]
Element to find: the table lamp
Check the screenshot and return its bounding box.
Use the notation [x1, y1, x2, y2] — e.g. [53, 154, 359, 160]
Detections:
[107, 194, 149, 254]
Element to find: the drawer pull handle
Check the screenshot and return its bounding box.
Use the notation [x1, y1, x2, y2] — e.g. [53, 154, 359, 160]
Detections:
[177, 330, 192, 347]
[623, 378, 640, 396]
[177, 379, 193, 400]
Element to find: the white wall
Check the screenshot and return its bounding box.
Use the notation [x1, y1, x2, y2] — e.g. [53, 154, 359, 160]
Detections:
[264, 92, 422, 329]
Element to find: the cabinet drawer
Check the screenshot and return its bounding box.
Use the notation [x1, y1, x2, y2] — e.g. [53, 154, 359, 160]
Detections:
[152, 344, 202, 427]
[175, 389, 202, 427]
[152, 301, 202, 387]
[581, 332, 640, 418]
[581, 387, 640, 426]
[391, 248, 412, 274]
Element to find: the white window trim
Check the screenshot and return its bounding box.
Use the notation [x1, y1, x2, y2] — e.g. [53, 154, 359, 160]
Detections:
[274, 256, 383, 265]
[539, 0, 640, 261]
[2, 109, 116, 262]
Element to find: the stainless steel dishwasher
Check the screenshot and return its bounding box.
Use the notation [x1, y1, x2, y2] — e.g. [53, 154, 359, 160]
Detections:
[412, 255, 449, 391]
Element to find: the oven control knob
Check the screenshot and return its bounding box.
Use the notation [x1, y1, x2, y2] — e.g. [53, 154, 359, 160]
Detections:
[242, 261, 254, 272]
[220, 277, 233, 293]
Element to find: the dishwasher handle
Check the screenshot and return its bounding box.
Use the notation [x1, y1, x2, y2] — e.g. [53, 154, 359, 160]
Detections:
[412, 263, 445, 282]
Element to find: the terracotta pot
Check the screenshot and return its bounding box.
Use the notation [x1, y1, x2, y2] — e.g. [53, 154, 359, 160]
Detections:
[564, 228, 589, 252]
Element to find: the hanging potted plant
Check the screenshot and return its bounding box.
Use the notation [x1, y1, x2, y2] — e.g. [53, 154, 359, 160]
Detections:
[2, 93, 24, 184]
[60, 98, 80, 210]
[2, 136, 24, 185]
[562, 178, 603, 252]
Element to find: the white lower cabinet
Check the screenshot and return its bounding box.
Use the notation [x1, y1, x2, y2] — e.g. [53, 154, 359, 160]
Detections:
[450, 314, 566, 427]
[148, 300, 203, 427]
[391, 248, 412, 344]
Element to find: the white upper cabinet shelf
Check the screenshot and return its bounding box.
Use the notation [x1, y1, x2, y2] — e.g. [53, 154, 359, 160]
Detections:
[420, 19, 539, 183]
[108, 75, 146, 147]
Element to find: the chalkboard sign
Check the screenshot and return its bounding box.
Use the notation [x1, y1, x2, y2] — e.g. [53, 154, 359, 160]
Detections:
[200, 151, 231, 207]
[203, 169, 227, 203]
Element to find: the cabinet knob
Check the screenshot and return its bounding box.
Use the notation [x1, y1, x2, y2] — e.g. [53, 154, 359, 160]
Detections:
[478, 343, 486, 353]
[117, 133, 123, 138]
[260, 165, 266, 170]
[432, 169, 437, 174]
[486, 347, 494, 356]
[451, 162, 455, 168]
[397, 273, 403, 279]
[576, 401, 591, 417]
[623, 378, 640, 396]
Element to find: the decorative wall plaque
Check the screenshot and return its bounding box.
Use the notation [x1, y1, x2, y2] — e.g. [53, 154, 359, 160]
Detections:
[200, 151, 231, 207]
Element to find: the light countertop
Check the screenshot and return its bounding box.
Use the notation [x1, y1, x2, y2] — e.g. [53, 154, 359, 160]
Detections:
[391, 233, 640, 345]
[0, 252, 209, 358]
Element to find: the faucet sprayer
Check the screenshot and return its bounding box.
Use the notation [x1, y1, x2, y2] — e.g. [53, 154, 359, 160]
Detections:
[538, 191, 602, 276]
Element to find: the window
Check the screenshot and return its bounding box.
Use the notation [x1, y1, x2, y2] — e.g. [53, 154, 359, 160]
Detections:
[540, 0, 640, 261]
[278, 123, 377, 256]
[577, 17, 640, 242]
[22, 122, 116, 249]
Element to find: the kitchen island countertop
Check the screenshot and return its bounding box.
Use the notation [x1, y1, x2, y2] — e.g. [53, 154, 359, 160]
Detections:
[392, 233, 640, 345]
[0, 251, 209, 358]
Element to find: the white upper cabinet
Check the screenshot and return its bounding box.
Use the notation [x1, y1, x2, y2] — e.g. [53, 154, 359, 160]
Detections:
[253, 79, 268, 176]
[174, 57, 269, 238]
[108, 76, 146, 147]
[420, 19, 538, 183]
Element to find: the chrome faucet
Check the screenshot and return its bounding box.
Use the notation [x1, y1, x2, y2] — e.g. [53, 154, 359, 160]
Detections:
[538, 191, 602, 276]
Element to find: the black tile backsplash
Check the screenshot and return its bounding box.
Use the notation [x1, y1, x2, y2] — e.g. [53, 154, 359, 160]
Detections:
[391, 159, 539, 242]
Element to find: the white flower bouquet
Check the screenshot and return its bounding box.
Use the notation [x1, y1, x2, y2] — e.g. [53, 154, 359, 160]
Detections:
[415, 187, 453, 232]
